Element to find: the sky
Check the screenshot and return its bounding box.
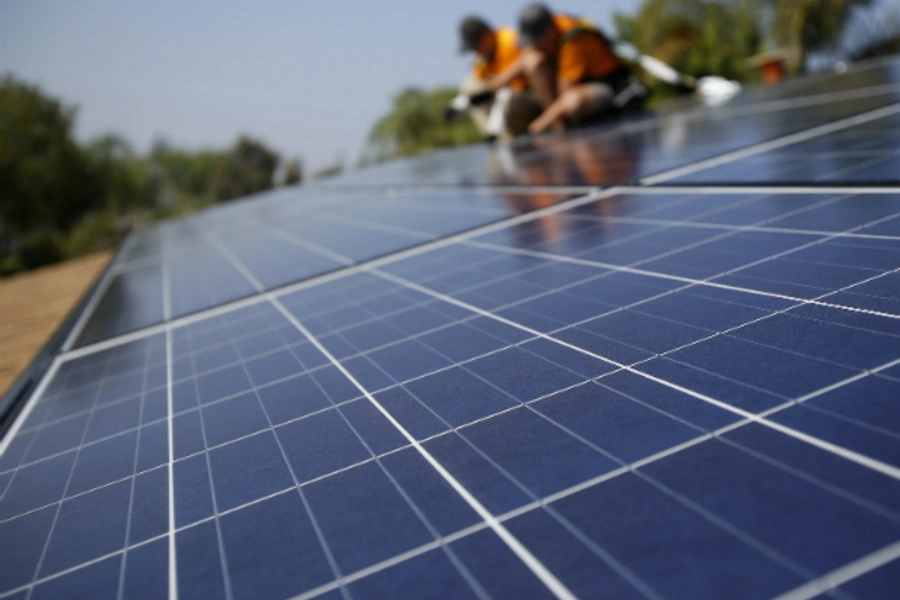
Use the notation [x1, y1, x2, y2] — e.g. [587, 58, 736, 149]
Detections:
[0, 0, 641, 173]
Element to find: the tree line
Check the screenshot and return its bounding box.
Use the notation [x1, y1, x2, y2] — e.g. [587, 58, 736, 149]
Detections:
[0, 74, 305, 276]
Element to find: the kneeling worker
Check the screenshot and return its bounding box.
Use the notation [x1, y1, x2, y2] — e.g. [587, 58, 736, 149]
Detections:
[511, 3, 647, 134]
[450, 16, 543, 139]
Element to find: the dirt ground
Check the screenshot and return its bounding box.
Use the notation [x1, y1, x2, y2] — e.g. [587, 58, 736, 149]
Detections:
[0, 251, 113, 396]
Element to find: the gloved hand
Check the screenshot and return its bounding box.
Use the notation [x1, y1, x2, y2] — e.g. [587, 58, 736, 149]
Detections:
[468, 90, 495, 106]
[445, 94, 472, 122]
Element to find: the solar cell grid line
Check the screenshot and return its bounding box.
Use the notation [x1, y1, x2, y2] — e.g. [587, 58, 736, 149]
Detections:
[270, 278, 900, 596]
[165, 301, 570, 599]
[369, 266, 900, 480]
[272, 268, 900, 564]
[3, 236, 896, 596]
[363, 327, 840, 594]
[266, 297, 580, 600]
[463, 236, 900, 322]
[0, 336, 169, 598]
[274, 261, 900, 464]
[43, 188, 639, 362]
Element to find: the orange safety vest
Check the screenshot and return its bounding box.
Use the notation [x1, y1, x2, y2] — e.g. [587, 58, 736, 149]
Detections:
[473, 27, 527, 90]
[551, 14, 622, 84]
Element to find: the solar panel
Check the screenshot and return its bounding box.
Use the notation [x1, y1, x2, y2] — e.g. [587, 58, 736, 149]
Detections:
[2, 58, 900, 600]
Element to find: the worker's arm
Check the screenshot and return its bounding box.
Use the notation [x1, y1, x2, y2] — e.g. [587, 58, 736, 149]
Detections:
[486, 56, 525, 92]
[528, 77, 573, 134]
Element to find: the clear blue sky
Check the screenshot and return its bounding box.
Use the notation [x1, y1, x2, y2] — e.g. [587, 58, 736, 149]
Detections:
[0, 0, 641, 172]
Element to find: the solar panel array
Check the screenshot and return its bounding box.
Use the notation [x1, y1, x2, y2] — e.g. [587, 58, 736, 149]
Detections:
[2, 58, 900, 600]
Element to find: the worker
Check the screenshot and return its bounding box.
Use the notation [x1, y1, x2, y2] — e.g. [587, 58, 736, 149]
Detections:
[496, 4, 647, 134]
[449, 16, 543, 139]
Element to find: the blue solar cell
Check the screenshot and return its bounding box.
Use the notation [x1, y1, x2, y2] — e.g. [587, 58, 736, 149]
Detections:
[637, 357, 784, 413]
[635, 289, 773, 330]
[256, 373, 332, 425]
[0, 451, 74, 521]
[347, 545, 475, 599]
[402, 367, 518, 428]
[135, 421, 168, 472]
[366, 339, 453, 383]
[67, 430, 137, 495]
[0, 506, 56, 591]
[449, 528, 560, 598]
[459, 407, 618, 497]
[128, 467, 168, 545]
[32, 553, 120, 600]
[467, 347, 585, 401]
[770, 405, 900, 468]
[372, 386, 450, 440]
[641, 439, 900, 574]
[304, 460, 433, 574]
[172, 410, 205, 459]
[598, 371, 741, 431]
[724, 424, 900, 517]
[173, 454, 214, 528]
[207, 431, 293, 512]
[200, 392, 269, 448]
[23, 414, 89, 463]
[425, 432, 532, 514]
[121, 538, 169, 600]
[380, 448, 480, 535]
[505, 508, 649, 600]
[730, 311, 900, 371]
[665, 335, 859, 399]
[340, 355, 396, 390]
[176, 520, 227, 599]
[277, 409, 371, 483]
[41, 479, 130, 576]
[804, 375, 900, 435]
[555, 326, 656, 364]
[549, 473, 806, 599]
[219, 491, 334, 599]
[339, 399, 407, 455]
[195, 364, 253, 404]
[244, 348, 305, 387]
[534, 382, 701, 462]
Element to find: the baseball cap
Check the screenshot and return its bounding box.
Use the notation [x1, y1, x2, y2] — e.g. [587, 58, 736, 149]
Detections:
[518, 3, 554, 47]
[459, 16, 490, 53]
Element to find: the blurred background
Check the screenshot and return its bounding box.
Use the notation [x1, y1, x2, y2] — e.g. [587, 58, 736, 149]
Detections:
[1, 0, 899, 278]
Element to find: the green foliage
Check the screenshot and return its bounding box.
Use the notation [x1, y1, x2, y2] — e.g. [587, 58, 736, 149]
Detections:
[0, 75, 100, 237]
[366, 87, 483, 163]
[62, 211, 123, 257]
[770, 0, 873, 68]
[0, 74, 283, 277]
[209, 136, 280, 201]
[615, 0, 764, 85]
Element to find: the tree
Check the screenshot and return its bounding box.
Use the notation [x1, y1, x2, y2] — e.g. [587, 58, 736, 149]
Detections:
[0, 75, 103, 272]
[366, 87, 483, 163]
[84, 134, 151, 216]
[0, 75, 100, 237]
[283, 159, 303, 185]
[615, 0, 763, 87]
[210, 136, 280, 202]
[770, 0, 873, 70]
